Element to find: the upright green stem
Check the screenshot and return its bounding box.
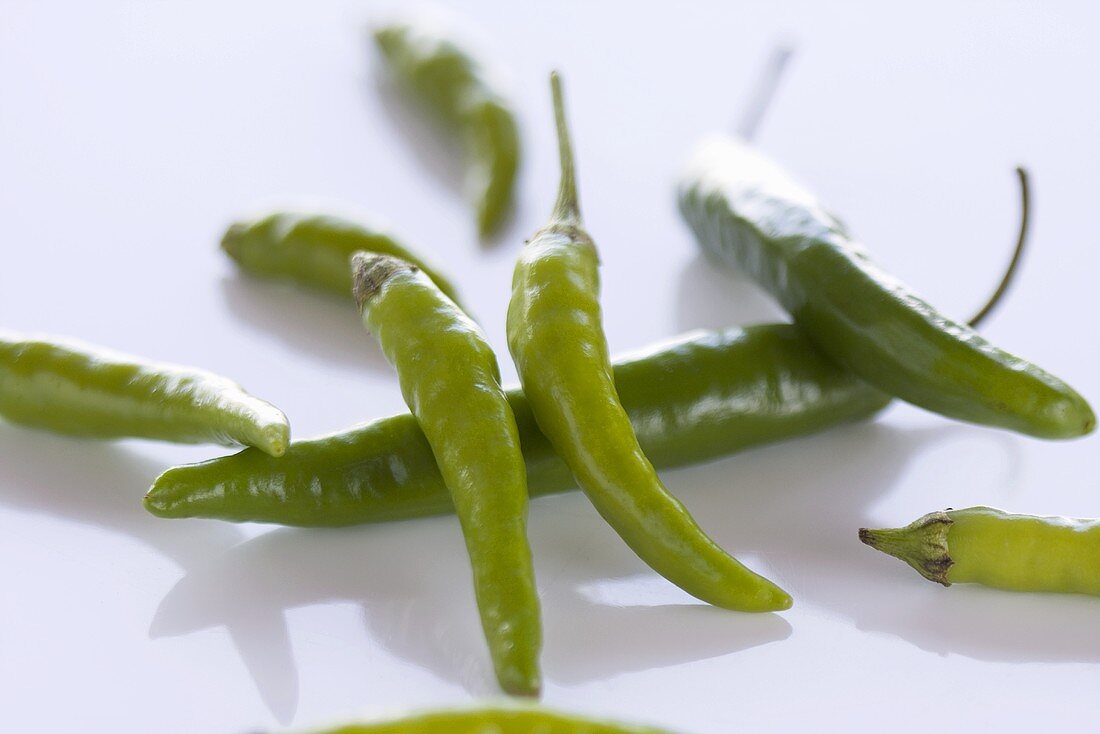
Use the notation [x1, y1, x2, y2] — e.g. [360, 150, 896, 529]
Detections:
[550, 71, 581, 225]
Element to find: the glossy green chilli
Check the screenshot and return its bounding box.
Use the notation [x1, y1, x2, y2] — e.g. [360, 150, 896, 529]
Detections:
[0, 331, 289, 455]
[374, 16, 519, 238]
[144, 149, 1025, 529]
[352, 253, 540, 696]
[504, 73, 789, 613]
[221, 210, 462, 306]
[861, 506, 1100, 597]
[145, 324, 888, 525]
[306, 706, 675, 734]
[678, 135, 1094, 439]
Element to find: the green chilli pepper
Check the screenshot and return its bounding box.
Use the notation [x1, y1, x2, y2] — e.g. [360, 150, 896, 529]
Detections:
[306, 707, 674, 734]
[145, 324, 888, 525]
[0, 331, 289, 456]
[144, 148, 1024, 529]
[374, 16, 519, 238]
[351, 253, 541, 696]
[503, 73, 789, 613]
[678, 136, 1095, 440]
[860, 507, 1100, 596]
[221, 211, 462, 307]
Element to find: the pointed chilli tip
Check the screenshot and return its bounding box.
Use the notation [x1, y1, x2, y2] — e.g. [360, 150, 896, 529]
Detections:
[772, 587, 794, 611]
[220, 221, 248, 259]
[143, 472, 179, 518]
[260, 423, 290, 458]
[501, 677, 542, 699]
[371, 24, 400, 53]
[142, 490, 169, 517]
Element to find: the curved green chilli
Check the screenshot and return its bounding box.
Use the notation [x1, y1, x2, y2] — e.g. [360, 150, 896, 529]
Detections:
[860, 506, 1100, 596]
[307, 707, 675, 734]
[0, 331, 288, 456]
[221, 211, 462, 307]
[678, 135, 1094, 439]
[351, 253, 540, 696]
[142, 276, 1019, 526]
[144, 131, 1025, 528]
[504, 73, 789, 613]
[374, 17, 519, 238]
[144, 324, 888, 524]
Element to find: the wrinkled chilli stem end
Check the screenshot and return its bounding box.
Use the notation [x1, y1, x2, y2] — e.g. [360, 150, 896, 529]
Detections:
[549, 71, 581, 225]
[968, 166, 1031, 329]
[859, 511, 955, 586]
[351, 252, 417, 310]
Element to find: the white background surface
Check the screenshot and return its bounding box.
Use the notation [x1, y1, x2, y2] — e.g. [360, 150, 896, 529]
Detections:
[2, 1, 1099, 732]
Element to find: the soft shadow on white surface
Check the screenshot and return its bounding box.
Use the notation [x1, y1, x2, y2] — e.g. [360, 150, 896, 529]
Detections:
[0, 424, 244, 566]
[668, 249, 1100, 661]
[151, 521, 493, 724]
[675, 253, 786, 331]
[152, 506, 792, 721]
[851, 578, 1100, 661]
[152, 533, 305, 724]
[147, 413, 1100, 725]
[668, 419, 1100, 663]
[544, 603, 790, 685]
[219, 275, 391, 372]
[533, 508, 793, 684]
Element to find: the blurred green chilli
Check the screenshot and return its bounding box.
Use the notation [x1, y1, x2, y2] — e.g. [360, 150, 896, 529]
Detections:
[374, 15, 520, 238]
[305, 706, 677, 733]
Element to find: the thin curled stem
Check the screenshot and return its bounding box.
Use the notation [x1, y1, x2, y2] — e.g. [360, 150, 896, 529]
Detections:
[549, 71, 581, 225]
[967, 166, 1030, 328]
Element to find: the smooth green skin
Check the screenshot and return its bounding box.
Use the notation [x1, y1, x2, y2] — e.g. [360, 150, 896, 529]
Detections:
[144, 324, 889, 525]
[950, 507, 1100, 593]
[862, 507, 1100, 597]
[374, 20, 519, 238]
[678, 135, 1095, 439]
[0, 331, 288, 456]
[504, 74, 790, 613]
[221, 211, 463, 307]
[354, 255, 541, 697]
[310, 707, 674, 734]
